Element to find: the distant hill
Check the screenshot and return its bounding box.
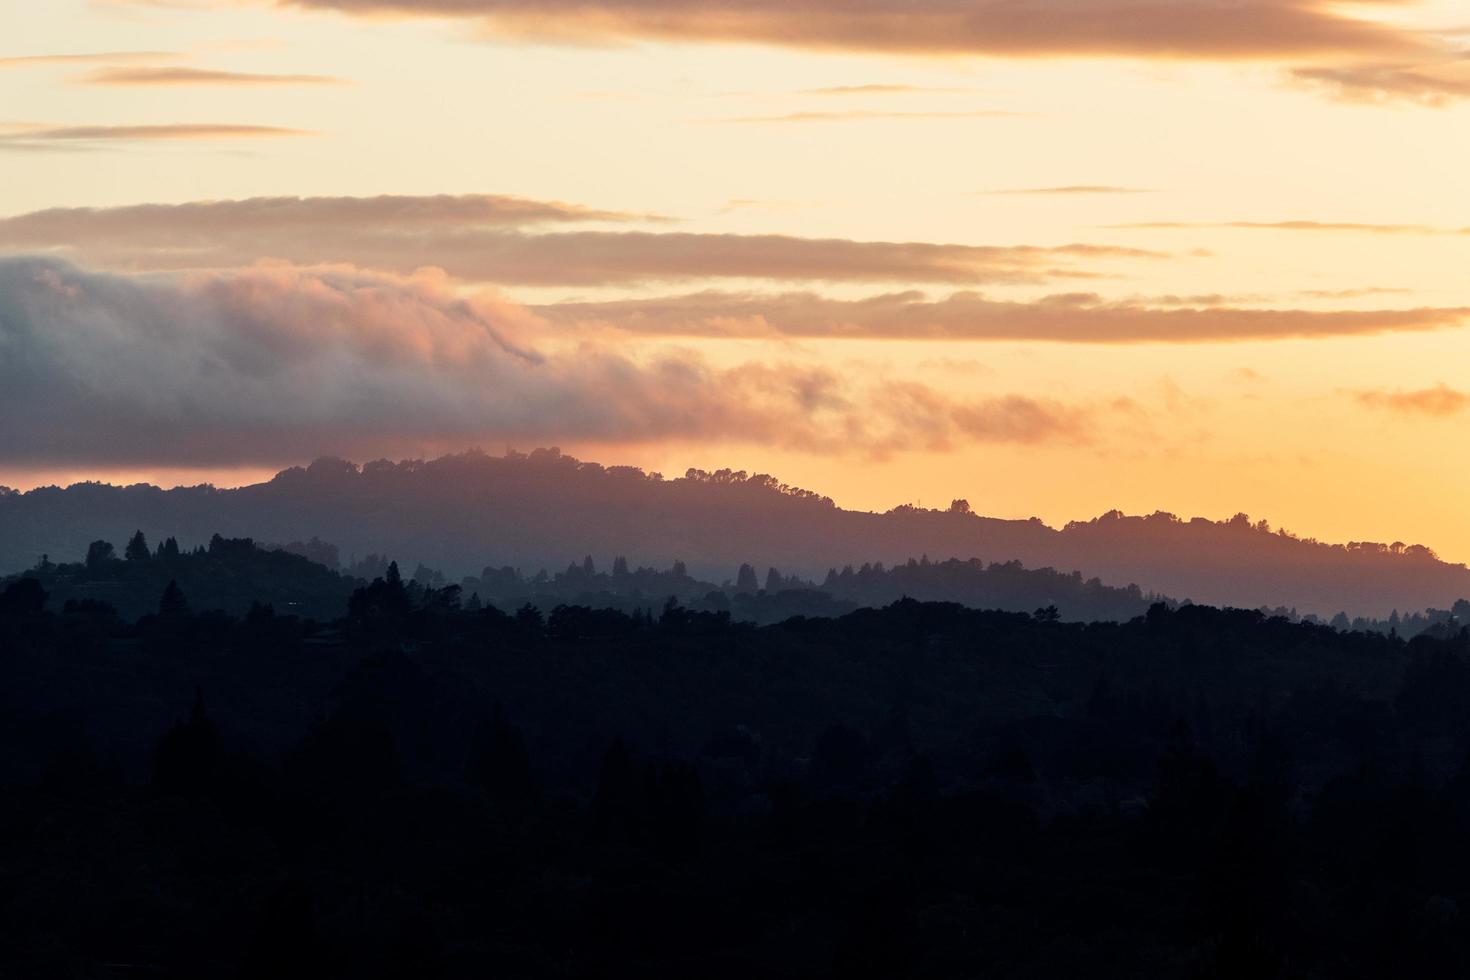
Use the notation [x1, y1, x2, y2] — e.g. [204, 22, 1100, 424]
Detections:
[453, 553, 1166, 625]
[2, 448, 1467, 616]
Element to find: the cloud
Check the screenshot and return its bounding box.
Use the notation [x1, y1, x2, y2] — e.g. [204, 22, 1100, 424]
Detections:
[979, 185, 1153, 196]
[800, 84, 973, 95]
[1297, 286, 1411, 299]
[276, 0, 1435, 62]
[1352, 384, 1470, 416]
[0, 194, 657, 239]
[77, 66, 346, 86]
[0, 51, 181, 67]
[532, 289, 1470, 343]
[1112, 220, 1468, 235]
[0, 194, 1158, 286]
[716, 109, 1022, 123]
[0, 123, 314, 150]
[1292, 62, 1470, 105]
[0, 256, 1105, 466]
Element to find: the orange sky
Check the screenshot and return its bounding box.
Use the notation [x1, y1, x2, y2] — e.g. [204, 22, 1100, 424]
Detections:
[1, 0, 1468, 562]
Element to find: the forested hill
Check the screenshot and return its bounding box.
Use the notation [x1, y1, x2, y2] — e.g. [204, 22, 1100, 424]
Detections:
[3, 536, 1164, 626]
[2, 448, 1466, 616]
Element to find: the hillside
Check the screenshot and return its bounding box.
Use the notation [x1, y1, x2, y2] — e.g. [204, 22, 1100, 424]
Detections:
[2, 448, 1466, 616]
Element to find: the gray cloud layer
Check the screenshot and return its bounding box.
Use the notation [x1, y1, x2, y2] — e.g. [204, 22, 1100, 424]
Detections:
[0, 257, 1099, 466]
[534, 289, 1470, 343]
[0, 194, 1153, 286]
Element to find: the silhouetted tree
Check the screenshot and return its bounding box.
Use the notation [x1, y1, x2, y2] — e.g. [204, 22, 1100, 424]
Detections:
[153, 688, 222, 798]
[159, 579, 189, 618]
[0, 577, 47, 617]
[84, 539, 115, 569]
[124, 529, 150, 561]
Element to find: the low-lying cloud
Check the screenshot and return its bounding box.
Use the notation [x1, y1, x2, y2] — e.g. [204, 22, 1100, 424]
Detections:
[0, 257, 1102, 467]
[0, 194, 1155, 286]
[534, 289, 1470, 343]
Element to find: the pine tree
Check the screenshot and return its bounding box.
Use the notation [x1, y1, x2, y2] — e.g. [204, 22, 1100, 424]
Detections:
[125, 530, 150, 561]
[159, 579, 189, 618]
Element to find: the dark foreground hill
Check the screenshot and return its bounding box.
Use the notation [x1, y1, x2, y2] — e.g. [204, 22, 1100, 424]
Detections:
[3, 448, 1467, 616]
[5, 575, 1470, 977]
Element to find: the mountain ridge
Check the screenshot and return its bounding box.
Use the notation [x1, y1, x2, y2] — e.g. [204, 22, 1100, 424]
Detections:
[2, 447, 1464, 617]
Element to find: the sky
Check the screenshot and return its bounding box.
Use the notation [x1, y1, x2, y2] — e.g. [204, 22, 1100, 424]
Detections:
[2, 0, 1469, 560]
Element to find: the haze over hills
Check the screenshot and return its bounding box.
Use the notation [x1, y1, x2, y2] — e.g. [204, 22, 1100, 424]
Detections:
[2, 448, 1466, 618]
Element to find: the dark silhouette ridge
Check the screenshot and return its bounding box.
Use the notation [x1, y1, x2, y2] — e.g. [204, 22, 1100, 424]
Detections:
[2, 447, 1466, 616]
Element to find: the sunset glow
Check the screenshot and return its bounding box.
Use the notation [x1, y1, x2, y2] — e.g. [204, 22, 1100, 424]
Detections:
[3, 0, 1468, 560]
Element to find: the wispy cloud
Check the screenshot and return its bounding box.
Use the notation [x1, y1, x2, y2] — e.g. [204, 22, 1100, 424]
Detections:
[264, 0, 1470, 103]
[0, 123, 315, 150]
[979, 185, 1153, 196]
[276, 0, 1437, 61]
[1297, 286, 1412, 299]
[800, 84, 973, 96]
[1352, 384, 1470, 416]
[533, 289, 1470, 344]
[0, 51, 180, 67]
[1112, 220, 1469, 235]
[1293, 61, 1470, 106]
[77, 66, 346, 86]
[717, 109, 1022, 123]
[0, 194, 1160, 286]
